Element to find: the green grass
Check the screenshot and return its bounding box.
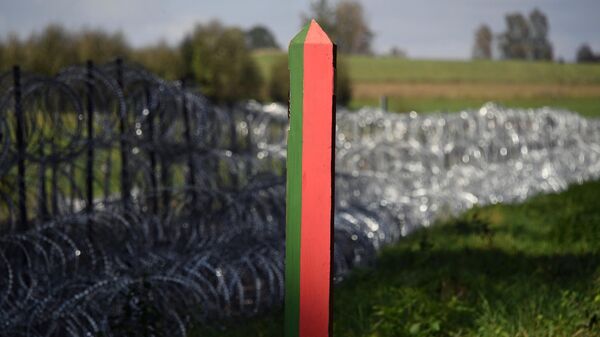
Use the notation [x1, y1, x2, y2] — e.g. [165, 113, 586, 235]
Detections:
[346, 57, 600, 84]
[350, 97, 600, 118]
[192, 180, 600, 336]
[254, 52, 600, 85]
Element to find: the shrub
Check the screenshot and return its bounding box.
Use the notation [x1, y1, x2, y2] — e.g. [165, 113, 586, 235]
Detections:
[181, 21, 264, 104]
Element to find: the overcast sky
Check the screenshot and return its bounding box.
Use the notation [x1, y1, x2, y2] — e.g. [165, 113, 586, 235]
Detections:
[1, 0, 599, 61]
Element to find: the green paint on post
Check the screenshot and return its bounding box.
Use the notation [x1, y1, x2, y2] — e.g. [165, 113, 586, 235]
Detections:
[285, 23, 309, 337]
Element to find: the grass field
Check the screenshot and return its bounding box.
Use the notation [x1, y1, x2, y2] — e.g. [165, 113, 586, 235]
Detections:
[253, 51, 600, 117]
[192, 179, 600, 337]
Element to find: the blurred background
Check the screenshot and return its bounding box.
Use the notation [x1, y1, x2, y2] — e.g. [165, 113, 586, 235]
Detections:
[1, 0, 599, 113]
[1, 1, 600, 337]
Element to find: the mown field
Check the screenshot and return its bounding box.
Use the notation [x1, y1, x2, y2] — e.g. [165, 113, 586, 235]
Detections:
[253, 52, 600, 117]
[193, 179, 600, 337]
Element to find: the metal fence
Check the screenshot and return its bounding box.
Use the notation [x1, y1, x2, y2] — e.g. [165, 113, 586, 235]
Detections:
[0, 60, 293, 336]
[0, 60, 288, 231]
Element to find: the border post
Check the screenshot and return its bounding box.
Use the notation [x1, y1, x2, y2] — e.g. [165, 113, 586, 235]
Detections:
[285, 20, 336, 337]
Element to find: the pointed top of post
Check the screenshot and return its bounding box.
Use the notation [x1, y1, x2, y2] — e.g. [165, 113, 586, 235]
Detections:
[305, 19, 333, 45]
[290, 19, 333, 47]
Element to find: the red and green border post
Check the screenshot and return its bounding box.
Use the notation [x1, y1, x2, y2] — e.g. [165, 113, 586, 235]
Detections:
[285, 20, 336, 337]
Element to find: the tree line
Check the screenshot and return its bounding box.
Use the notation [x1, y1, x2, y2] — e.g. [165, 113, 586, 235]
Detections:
[576, 44, 600, 63]
[472, 8, 599, 63]
[0, 22, 271, 103]
[0, 0, 376, 105]
[472, 9, 553, 61]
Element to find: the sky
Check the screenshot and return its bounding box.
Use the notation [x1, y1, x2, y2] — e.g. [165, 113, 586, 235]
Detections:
[0, 0, 599, 61]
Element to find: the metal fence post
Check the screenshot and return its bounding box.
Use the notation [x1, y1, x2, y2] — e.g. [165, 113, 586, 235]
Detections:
[144, 86, 159, 214]
[13, 65, 28, 231]
[38, 143, 48, 222]
[86, 60, 95, 215]
[116, 58, 131, 211]
[181, 81, 198, 207]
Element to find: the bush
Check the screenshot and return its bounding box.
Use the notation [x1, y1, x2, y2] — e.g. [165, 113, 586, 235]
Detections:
[268, 53, 352, 106]
[131, 42, 184, 80]
[268, 55, 289, 104]
[181, 21, 264, 104]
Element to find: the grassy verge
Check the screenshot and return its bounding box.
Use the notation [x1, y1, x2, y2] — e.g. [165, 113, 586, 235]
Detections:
[192, 180, 600, 336]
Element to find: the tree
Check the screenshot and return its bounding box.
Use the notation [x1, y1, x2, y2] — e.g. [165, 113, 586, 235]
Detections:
[529, 9, 552, 60]
[28, 24, 78, 74]
[245, 25, 279, 50]
[268, 55, 289, 104]
[301, 0, 336, 38]
[181, 20, 264, 104]
[334, 1, 373, 54]
[498, 9, 553, 61]
[472, 25, 493, 60]
[498, 13, 530, 59]
[131, 41, 184, 80]
[389, 46, 407, 58]
[75, 29, 129, 64]
[1, 33, 26, 70]
[576, 44, 597, 63]
[301, 0, 373, 55]
[0, 25, 132, 74]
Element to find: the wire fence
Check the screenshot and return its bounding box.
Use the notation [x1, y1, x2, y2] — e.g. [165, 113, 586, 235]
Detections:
[1, 60, 600, 336]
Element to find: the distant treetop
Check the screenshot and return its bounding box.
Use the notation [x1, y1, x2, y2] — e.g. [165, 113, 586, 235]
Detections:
[301, 0, 374, 55]
[245, 25, 280, 50]
[497, 8, 553, 61]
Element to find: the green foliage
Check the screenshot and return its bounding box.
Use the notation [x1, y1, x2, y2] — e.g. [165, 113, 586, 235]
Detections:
[245, 25, 279, 50]
[0, 25, 130, 75]
[130, 42, 184, 80]
[182, 21, 264, 104]
[268, 54, 289, 103]
[192, 180, 600, 336]
[74, 30, 129, 66]
[0, 23, 265, 103]
[266, 53, 352, 105]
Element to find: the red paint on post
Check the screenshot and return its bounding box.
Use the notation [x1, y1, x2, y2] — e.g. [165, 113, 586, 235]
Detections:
[299, 20, 335, 337]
